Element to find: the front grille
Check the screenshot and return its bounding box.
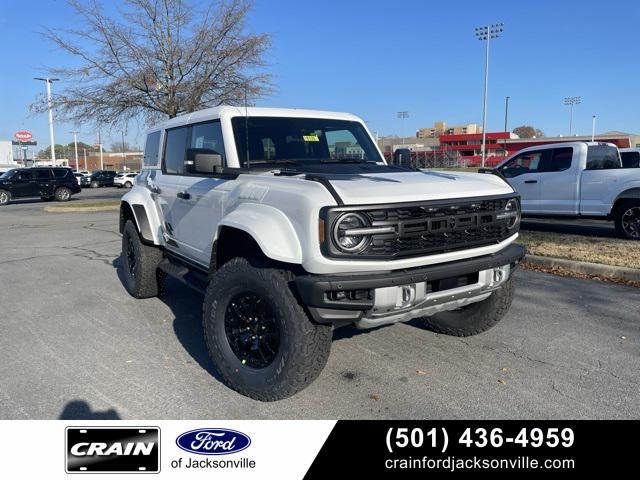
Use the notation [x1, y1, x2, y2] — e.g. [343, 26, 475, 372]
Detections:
[323, 195, 517, 259]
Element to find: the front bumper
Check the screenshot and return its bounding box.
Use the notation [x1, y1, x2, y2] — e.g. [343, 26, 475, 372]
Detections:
[295, 244, 525, 327]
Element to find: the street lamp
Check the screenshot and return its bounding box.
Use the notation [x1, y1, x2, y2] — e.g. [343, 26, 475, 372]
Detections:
[563, 96, 581, 136]
[503, 95, 510, 155]
[70, 131, 80, 171]
[591, 115, 597, 142]
[475, 23, 504, 167]
[34, 77, 59, 165]
[397, 111, 409, 144]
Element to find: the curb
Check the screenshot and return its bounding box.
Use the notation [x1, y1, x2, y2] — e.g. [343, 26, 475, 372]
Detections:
[523, 254, 640, 282]
[44, 204, 119, 213]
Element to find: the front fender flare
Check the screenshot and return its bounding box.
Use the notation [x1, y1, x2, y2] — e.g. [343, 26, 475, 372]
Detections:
[219, 203, 303, 264]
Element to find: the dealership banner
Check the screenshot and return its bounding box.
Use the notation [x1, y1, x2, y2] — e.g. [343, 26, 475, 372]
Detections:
[0, 420, 634, 477]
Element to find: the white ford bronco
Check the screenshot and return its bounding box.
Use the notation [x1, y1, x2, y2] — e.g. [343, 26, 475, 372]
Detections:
[120, 106, 525, 401]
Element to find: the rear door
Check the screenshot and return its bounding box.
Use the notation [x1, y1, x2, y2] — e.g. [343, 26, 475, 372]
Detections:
[157, 125, 189, 251]
[536, 147, 578, 214]
[32, 169, 53, 196]
[11, 170, 35, 198]
[498, 149, 546, 213]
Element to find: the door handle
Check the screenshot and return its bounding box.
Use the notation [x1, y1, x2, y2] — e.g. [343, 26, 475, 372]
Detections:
[177, 191, 191, 200]
[524, 180, 538, 184]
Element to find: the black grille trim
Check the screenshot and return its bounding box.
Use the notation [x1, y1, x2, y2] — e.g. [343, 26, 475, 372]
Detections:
[320, 193, 519, 260]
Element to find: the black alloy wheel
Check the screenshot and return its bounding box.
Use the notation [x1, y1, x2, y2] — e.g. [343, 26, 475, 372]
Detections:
[224, 292, 281, 369]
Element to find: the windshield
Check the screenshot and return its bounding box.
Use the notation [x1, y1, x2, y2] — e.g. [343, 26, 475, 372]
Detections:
[0, 169, 16, 179]
[231, 117, 383, 168]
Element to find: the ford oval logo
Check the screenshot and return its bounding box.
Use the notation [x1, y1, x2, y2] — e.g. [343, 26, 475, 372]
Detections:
[176, 429, 251, 455]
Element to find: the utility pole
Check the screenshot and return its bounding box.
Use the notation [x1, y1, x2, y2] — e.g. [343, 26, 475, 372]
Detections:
[563, 96, 581, 136]
[591, 115, 597, 142]
[70, 131, 80, 171]
[83, 148, 87, 171]
[34, 77, 59, 165]
[475, 23, 504, 168]
[98, 130, 104, 170]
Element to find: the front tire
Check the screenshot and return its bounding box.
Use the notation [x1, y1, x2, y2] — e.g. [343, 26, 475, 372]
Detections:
[203, 257, 332, 401]
[121, 220, 164, 298]
[418, 276, 515, 337]
[614, 200, 640, 240]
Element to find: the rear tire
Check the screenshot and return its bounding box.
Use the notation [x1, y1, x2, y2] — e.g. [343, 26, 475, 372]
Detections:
[0, 189, 10, 206]
[203, 257, 332, 401]
[125, 181, 133, 188]
[614, 200, 640, 240]
[54, 187, 71, 202]
[417, 277, 515, 337]
[121, 220, 164, 298]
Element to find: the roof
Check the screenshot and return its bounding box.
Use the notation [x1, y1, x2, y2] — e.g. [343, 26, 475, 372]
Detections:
[149, 106, 363, 132]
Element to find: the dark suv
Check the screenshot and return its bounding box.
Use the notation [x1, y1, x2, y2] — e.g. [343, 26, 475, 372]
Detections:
[82, 170, 117, 188]
[0, 167, 81, 205]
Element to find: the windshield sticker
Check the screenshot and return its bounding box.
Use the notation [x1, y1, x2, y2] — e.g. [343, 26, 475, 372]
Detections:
[302, 135, 320, 142]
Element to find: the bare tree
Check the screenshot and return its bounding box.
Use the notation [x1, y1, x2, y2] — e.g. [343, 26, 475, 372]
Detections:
[513, 125, 545, 138]
[32, 0, 271, 126]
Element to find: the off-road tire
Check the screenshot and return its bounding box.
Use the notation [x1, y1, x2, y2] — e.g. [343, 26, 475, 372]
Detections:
[54, 187, 71, 202]
[0, 189, 11, 206]
[121, 220, 164, 298]
[418, 276, 515, 337]
[203, 257, 333, 401]
[614, 200, 640, 240]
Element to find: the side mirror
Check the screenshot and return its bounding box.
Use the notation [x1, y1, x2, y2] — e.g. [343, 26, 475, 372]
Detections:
[185, 150, 223, 174]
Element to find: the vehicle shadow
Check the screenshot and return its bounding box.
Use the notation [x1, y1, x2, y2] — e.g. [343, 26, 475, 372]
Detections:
[113, 257, 224, 384]
[59, 400, 121, 420]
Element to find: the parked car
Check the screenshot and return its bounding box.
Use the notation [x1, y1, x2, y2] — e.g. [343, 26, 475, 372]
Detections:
[119, 106, 525, 401]
[0, 167, 81, 205]
[620, 148, 640, 168]
[490, 142, 640, 239]
[114, 172, 138, 188]
[86, 170, 117, 188]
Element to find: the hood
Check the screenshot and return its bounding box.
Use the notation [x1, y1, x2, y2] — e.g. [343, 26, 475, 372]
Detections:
[322, 170, 514, 205]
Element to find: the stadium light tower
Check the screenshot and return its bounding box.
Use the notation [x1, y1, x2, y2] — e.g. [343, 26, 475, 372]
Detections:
[34, 77, 59, 164]
[475, 23, 504, 167]
[564, 96, 581, 136]
[397, 111, 409, 144]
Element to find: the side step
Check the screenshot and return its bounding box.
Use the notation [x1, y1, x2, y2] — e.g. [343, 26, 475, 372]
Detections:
[158, 258, 207, 295]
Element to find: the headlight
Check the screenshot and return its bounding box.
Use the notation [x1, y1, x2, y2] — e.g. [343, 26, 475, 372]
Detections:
[332, 213, 371, 252]
[496, 198, 520, 229]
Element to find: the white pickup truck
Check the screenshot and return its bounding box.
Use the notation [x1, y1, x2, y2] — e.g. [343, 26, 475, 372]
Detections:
[492, 142, 640, 239]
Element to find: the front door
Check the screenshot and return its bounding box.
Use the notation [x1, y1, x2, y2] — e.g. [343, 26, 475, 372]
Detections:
[172, 120, 229, 265]
[537, 147, 578, 214]
[499, 149, 546, 213]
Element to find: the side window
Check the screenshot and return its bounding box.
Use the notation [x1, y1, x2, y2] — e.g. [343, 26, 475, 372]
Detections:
[621, 151, 640, 168]
[143, 131, 162, 166]
[187, 121, 226, 174]
[545, 147, 573, 172]
[52, 168, 69, 178]
[32, 169, 52, 180]
[163, 126, 189, 175]
[18, 170, 32, 180]
[501, 150, 545, 178]
[586, 146, 622, 170]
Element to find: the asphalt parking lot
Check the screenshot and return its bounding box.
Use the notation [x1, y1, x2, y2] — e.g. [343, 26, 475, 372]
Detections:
[0, 191, 638, 419]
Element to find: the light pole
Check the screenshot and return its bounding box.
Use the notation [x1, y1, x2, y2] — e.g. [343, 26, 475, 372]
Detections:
[70, 131, 80, 171]
[98, 130, 104, 170]
[475, 23, 504, 168]
[503, 95, 510, 156]
[34, 77, 59, 165]
[397, 111, 409, 144]
[591, 115, 597, 141]
[563, 96, 581, 136]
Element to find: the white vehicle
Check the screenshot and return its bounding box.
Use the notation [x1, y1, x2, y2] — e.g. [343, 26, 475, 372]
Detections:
[620, 148, 640, 168]
[120, 106, 524, 400]
[114, 172, 138, 188]
[493, 142, 640, 239]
